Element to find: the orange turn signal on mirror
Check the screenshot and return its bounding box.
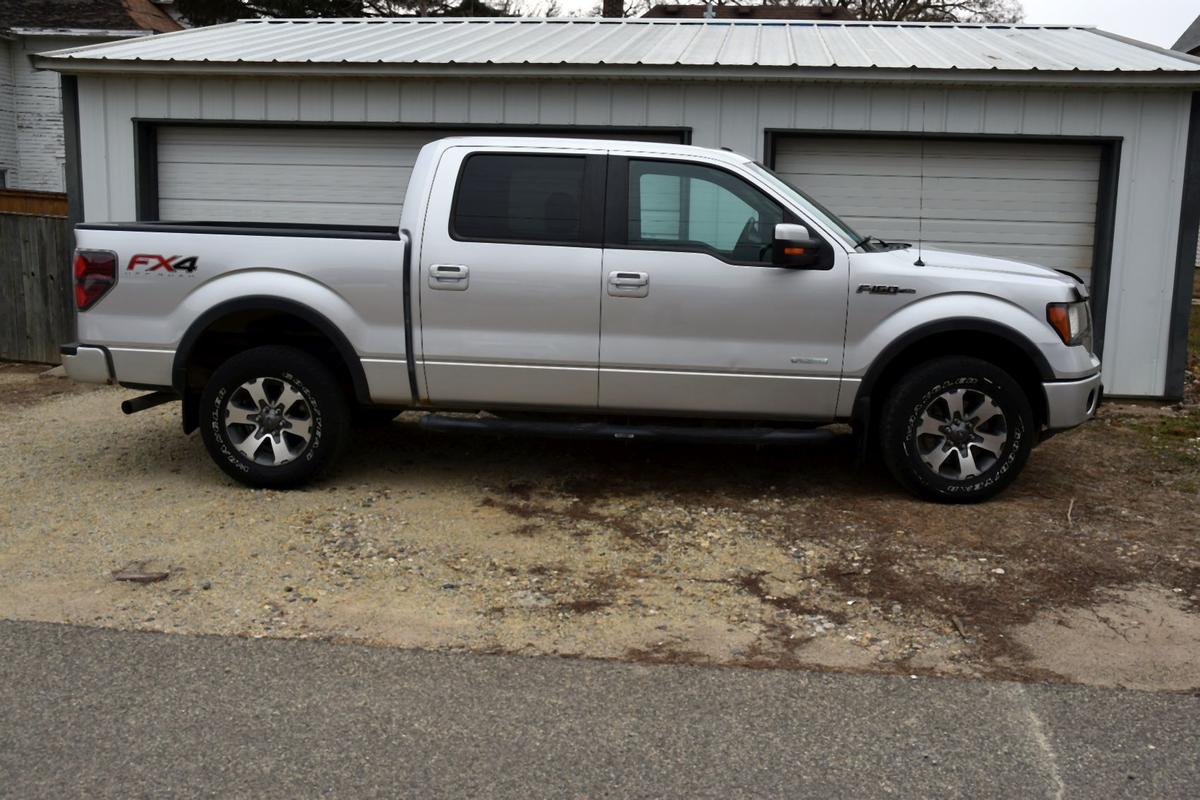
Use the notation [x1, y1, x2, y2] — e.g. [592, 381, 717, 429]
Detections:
[783, 247, 807, 256]
[1046, 304, 1072, 345]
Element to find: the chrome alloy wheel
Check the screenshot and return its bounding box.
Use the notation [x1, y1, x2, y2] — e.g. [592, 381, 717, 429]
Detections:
[914, 387, 1008, 480]
[223, 377, 313, 466]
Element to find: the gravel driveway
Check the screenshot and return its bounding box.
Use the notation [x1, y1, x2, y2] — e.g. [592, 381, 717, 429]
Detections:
[1, 361, 1197, 691]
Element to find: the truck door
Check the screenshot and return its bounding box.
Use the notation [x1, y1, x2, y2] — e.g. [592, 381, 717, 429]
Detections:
[598, 156, 848, 419]
[417, 148, 606, 408]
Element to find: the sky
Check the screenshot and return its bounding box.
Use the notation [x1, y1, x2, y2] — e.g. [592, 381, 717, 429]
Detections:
[552, 1, 1200, 49]
[1021, 0, 1196, 47]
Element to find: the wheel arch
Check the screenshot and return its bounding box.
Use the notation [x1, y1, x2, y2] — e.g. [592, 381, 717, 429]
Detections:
[853, 318, 1053, 430]
[174, 297, 370, 432]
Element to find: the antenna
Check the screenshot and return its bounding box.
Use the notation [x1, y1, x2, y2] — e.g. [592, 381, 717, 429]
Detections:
[914, 101, 926, 267]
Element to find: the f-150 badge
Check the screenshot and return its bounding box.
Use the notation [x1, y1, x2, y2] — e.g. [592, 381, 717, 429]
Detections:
[127, 254, 199, 273]
[856, 284, 916, 295]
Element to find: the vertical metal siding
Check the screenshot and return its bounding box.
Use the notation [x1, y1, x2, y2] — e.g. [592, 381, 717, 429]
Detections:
[75, 75, 1192, 397]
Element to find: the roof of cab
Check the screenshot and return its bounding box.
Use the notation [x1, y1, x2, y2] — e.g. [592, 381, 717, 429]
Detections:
[427, 136, 750, 164]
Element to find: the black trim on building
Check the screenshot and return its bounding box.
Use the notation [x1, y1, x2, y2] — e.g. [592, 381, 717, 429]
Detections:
[1089, 139, 1122, 359]
[61, 75, 84, 231]
[133, 122, 159, 221]
[1166, 92, 1200, 400]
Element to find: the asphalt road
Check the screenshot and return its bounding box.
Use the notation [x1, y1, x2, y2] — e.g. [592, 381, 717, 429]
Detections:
[1, 621, 1197, 799]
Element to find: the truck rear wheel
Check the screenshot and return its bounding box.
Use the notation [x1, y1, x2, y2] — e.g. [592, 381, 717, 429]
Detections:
[199, 345, 349, 488]
[879, 356, 1034, 503]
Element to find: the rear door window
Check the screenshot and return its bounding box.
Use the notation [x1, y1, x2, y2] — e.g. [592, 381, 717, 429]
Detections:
[452, 154, 588, 246]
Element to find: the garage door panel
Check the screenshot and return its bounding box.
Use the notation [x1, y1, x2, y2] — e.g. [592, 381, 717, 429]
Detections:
[155, 125, 684, 226]
[158, 162, 413, 204]
[810, 184, 1097, 224]
[839, 215, 1094, 248]
[159, 142, 425, 168]
[781, 139, 1101, 176]
[774, 135, 1101, 276]
[157, 198, 402, 227]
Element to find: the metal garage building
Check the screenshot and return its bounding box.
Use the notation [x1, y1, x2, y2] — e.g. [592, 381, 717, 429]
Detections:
[36, 18, 1200, 399]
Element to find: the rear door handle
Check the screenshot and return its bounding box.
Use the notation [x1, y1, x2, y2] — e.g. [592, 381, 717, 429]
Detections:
[429, 264, 469, 291]
[607, 270, 649, 298]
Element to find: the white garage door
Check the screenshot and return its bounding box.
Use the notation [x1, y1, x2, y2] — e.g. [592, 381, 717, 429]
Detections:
[773, 137, 1102, 281]
[155, 126, 685, 227]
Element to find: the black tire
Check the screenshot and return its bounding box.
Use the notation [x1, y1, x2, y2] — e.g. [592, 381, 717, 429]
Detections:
[879, 356, 1035, 503]
[199, 345, 349, 488]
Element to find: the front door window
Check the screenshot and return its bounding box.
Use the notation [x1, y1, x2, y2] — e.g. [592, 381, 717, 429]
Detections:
[628, 160, 785, 264]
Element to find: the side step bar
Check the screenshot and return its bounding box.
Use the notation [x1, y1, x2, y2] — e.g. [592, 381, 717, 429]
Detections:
[416, 415, 836, 446]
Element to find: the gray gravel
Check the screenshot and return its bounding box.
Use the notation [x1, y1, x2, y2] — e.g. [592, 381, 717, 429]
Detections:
[2, 620, 1197, 799]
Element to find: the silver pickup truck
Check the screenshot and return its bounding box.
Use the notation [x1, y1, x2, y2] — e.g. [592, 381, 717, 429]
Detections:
[62, 136, 1101, 503]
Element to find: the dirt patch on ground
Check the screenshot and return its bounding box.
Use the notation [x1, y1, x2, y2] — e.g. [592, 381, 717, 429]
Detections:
[1011, 585, 1200, 691]
[0, 361, 1197, 690]
[0, 362, 102, 409]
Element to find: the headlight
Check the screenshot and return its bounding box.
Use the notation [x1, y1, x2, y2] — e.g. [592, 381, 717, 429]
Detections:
[1046, 301, 1092, 348]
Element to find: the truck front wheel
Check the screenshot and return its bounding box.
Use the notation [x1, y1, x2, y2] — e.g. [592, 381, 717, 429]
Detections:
[199, 345, 349, 488]
[879, 356, 1035, 503]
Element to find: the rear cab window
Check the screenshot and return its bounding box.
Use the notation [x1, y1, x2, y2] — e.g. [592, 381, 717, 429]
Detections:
[451, 153, 597, 246]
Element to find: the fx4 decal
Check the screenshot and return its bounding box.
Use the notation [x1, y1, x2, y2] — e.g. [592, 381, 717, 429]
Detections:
[857, 284, 916, 295]
[127, 254, 199, 273]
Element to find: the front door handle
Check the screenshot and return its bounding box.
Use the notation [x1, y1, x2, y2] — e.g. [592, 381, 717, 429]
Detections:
[429, 264, 469, 291]
[607, 270, 649, 298]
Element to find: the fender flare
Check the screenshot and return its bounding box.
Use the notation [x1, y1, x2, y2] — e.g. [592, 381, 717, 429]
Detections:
[854, 317, 1055, 405]
[171, 295, 371, 404]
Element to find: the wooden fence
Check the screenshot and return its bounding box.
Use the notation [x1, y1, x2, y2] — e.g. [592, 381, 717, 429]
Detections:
[0, 212, 74, 364]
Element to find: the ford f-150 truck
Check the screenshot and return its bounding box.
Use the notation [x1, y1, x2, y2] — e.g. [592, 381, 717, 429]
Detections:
[62, 136, 1101, 502]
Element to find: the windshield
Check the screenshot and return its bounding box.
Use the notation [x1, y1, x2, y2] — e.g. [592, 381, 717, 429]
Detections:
[745, 162, 863, 246]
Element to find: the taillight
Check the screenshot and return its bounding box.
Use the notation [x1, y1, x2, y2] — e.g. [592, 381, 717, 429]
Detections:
[73, 249, 117, 311]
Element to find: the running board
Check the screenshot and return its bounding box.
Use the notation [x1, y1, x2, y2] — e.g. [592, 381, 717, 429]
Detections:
[416, 415, 836, 446]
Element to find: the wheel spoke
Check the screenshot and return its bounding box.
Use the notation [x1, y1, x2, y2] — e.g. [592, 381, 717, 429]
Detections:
[922, 443, 955, 473]
[973, 398, 1004, 427]
[916, 416, 944, 438]
[233, 430, 267, 461]
[957, 448, 981, 479]
[268, 434, 293, 465]
[286, 416, 312, 443]
[225, 406, 257, 426]
[973, 431, 1006, 455]
[242, 379, 270, 409]
[276, 385, 306, 413]
[942, 389, 965, 420]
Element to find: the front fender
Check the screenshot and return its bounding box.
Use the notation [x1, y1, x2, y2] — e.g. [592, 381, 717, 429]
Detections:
[844, 293, 1063, 384]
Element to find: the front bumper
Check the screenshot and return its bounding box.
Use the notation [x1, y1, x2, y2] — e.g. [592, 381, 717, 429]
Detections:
[1043, 371, 1102, 430]
[60, 343, 113, 385]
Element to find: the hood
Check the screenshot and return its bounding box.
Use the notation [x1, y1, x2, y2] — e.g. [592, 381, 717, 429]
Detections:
[910, 248, 1079, 287]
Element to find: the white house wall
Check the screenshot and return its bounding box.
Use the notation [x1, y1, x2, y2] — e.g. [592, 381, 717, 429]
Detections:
[73, 75, 1193, 398]
[10, 35, 83, 192]
[0, 38, 18, 186]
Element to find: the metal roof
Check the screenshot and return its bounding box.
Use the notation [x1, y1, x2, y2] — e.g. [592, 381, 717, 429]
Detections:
[34, 17, 1200, 85]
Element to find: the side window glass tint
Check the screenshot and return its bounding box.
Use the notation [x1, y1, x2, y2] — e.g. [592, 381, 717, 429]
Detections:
[453, 154, 587, 245]
[628, 160, 785, 263]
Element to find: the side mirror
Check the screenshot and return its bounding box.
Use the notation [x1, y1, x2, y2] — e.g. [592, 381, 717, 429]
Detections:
[772, 223, 831, 270]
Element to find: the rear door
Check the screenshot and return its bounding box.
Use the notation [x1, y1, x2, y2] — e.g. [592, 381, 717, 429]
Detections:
[598, 156, 849, 419]
[416, 147, 606, 408]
